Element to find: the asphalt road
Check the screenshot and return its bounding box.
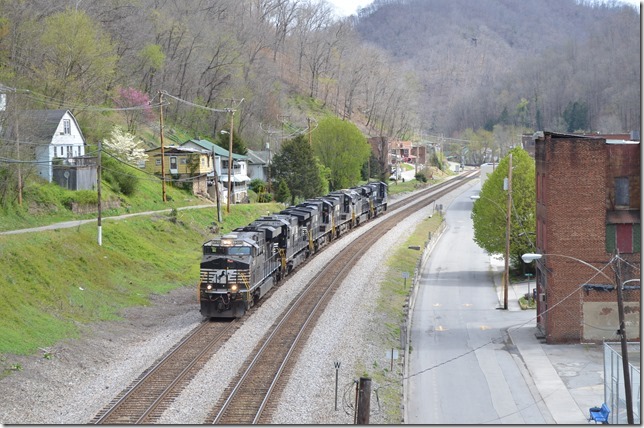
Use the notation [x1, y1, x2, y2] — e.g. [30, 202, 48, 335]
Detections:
[407, 183, 546, 424]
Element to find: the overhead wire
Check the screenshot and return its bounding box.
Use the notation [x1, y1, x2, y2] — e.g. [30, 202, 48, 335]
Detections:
[371, 256, 620, 420]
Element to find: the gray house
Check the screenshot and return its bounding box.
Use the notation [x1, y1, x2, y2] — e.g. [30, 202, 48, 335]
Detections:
[246, 149, 270, 182]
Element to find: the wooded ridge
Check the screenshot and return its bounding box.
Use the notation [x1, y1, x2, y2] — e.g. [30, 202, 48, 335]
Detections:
[0, 0, 638, 149]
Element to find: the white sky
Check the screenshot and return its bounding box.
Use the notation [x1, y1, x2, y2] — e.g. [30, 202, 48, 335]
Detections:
[326, 0, 373, 17]
[326, 0, 640, 17]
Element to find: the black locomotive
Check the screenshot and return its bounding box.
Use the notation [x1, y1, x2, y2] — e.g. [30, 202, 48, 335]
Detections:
[198, 181, 388, 318]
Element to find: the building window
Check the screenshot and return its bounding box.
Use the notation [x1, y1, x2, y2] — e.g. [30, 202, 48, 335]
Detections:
[63, 119, 71, 135]
[155, 159, 161, 166]
[180, 158, 188, 164]
[606, 223, 640, 254]
[615, 177, 629, 207]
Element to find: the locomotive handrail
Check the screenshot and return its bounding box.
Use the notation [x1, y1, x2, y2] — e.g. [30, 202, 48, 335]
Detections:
[238, 271, 251, 301]
[278, 248, 287, 271]
[307, 229, 314, 252]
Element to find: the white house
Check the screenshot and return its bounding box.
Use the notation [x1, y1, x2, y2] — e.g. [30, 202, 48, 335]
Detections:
[24, 110, 87, 183]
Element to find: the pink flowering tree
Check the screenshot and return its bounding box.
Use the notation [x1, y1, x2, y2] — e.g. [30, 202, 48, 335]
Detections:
[114, 87, 154, 133]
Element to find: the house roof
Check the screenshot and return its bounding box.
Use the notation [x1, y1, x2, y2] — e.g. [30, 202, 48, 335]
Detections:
[145, 145, 209, 155]
[8, 109, 85, 145]
[183, 139, 248, 160]
[246, 149, 268, 165]
[535, 131, 640, 145]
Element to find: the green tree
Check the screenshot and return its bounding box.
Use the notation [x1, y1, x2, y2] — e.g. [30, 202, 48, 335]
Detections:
[274, 179, 291, 204]
[271, 135, 327, 205]
[563, 101, 589, 132]
[471, 147, 536, 267]
[31, 9, 118, 106]
[311, 117, 371, 190]
[216, 129, 247, 156]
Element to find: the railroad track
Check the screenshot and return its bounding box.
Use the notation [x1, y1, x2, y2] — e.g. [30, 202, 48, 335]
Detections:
[91, 170, 478, 425]
[205, 171, 479, 424]
[91, 320, 237, 424]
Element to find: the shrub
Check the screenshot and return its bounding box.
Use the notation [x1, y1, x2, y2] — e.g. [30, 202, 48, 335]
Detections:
[415, 172, 428, 182]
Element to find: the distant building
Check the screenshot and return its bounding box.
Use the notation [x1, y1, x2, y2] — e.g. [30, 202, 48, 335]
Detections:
[144, 145, 212, 197]
[246, 149, 270, 183]
[178, 139, 251, 203]
[531, 131, 640, 343]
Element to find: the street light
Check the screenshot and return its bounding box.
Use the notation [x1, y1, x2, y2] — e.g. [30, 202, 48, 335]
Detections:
[521, 252, 636, 424]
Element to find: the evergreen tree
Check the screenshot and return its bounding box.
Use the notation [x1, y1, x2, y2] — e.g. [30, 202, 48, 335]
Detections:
[271, 135, 327, 205]
[563, 101, 589, 132]
[216, 129, 247, 156]
[274, 179, 291, 204]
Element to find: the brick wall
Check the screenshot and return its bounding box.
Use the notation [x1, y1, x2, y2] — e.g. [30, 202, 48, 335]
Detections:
[535, 133, 640, 343]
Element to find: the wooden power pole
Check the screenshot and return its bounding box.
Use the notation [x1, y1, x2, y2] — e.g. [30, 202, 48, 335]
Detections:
[356, 377, 371, 424]
[159, 91, 167, 202]
[97, 140, 102, 246]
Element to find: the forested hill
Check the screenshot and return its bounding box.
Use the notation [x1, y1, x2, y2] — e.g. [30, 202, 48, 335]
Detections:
[0, 0, 638, 152]
[354, 0, 640, 136]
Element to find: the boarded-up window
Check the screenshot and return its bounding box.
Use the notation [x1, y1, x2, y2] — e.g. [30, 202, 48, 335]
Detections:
[615, 177, 629, 207]
[617, 224, 633, 253]
[607, 223, 638, 254]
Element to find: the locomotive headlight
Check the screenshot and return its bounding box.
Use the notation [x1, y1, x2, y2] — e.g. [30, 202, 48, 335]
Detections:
[206, 284, 212, 290]
[230, 284, 238, 292]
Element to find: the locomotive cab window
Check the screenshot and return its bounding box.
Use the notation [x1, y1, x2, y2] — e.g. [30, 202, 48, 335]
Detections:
[228, 246, 251, 256]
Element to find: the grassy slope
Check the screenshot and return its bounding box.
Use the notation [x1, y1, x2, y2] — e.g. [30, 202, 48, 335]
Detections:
[0, 160, 450, 361]
[0, 202, 284, 356]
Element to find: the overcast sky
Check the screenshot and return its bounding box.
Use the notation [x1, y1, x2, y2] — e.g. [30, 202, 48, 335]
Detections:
[326, 0, 640, 17]
[326, 0, 373, 16]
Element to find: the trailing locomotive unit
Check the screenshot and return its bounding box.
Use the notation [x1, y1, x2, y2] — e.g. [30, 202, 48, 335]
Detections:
[199, 181, 388, 318]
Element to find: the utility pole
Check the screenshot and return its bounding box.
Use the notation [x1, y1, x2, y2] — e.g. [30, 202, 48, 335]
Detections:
[503, 153, 512, 310]
[226, 107, 234, 213]
[158, 91, 167, 202]
[212, 147, 222, 223]
[13, 89, 22, 206]
[266, 139, 272, 193]
[97, 140, 102, 246]
[356, 377, 371, 424]
[279, 115, 290, 153]
[614, 255, 634, 424]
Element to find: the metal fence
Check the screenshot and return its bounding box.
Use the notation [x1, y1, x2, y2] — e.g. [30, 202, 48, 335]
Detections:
[604, 342, 641, 424]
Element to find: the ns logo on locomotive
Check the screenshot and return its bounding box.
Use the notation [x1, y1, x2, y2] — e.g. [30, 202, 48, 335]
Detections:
[198, 181, 388, 318]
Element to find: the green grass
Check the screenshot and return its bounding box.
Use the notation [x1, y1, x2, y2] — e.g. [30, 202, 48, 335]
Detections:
[0, 166, 209, 232]
[0, 202, 283, 360]
[356, 213, 444, 423]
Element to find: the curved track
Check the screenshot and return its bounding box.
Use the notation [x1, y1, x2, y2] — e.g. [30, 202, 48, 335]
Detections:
[91, 171, 478, 425]
[206, 171, 479, 424]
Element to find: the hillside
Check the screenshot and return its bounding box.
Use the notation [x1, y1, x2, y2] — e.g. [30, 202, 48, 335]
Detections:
[0, 0, 637, 155]
[355, 0, 640, 135]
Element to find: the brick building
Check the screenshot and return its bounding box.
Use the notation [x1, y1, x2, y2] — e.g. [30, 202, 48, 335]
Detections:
[532, 131, 640, 343]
